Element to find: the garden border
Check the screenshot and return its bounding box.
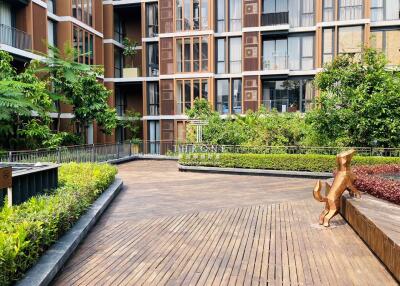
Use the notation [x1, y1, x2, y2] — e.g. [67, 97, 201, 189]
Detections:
[178, 164, 333, 179]
[16, 178, 123, 286]
[340, 194, 400, 283]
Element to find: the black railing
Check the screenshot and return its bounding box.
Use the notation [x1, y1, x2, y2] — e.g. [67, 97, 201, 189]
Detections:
[261, 12, 289, 26]
[0, 24, 32, 50]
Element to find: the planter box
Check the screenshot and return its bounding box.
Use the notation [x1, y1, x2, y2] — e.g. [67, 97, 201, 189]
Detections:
[123, 68, 140, 78]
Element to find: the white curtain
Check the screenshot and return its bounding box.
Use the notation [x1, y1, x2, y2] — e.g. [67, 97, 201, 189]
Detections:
[0, 1, 12, 26]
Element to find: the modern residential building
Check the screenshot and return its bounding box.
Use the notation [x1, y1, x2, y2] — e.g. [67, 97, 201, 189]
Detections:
[1, 0, 400, 146]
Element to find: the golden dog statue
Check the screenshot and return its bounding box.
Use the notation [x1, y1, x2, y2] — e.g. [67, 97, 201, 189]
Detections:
[313, 149, 361, 227]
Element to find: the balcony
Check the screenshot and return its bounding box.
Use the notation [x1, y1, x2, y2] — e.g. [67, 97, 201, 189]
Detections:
[261, 12, 289, 26]
[263, 55, 288, 71]
[262, 99, 299, 113]
[0, 24, 32, 51]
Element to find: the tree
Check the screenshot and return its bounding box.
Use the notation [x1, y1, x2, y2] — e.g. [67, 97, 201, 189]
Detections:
[122, 38, 139, 68]
[307, 48, 400, 147]
[118, 110, 142, 143]
[39, 45, 117, 142]
[0, 51, 55, 149]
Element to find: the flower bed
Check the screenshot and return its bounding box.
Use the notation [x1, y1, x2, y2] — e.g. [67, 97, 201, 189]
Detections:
[0, 163, 117, 285]
[353, 165, 400, 205]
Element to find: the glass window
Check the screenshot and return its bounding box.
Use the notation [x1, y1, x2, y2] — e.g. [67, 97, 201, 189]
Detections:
[147, 82, 159, 116]
[323, 28, 334, 64]
[338, 26, 363, 54]
[217, 0, 225, 32]
[72, 0, 93, 26]
[288, 35, 314, 70]
[371, 0, 400, 21]
[114, 48, 123, 78]
[148, 120, 160, 154]
[146, 3, 158, 37]
[216, 80, 229, 114]
[185, 81, 191, 110]
[217, 38, 226, 74]
[176, 39, 183, 72]
[114, 13, 124, 43]
[193, 38, 200, 72]
[264, 0, 288, 13]
[229, 37, 242, 73]
[339, 0, 363, 21]
[177, 81, 184, 114]
[47, 20, 56, 48]
[147, 43, 159, 76]
[323, 0, 334, 22]
[201, 81, 209, 101]
[263, 39, 288, 70]
[229, 0, 242, 31]
[201, 37, 208, 71]
[371, 29, 400, 65]
[232, 79, 242, 114]
[201, 0, 209, 29]
[184, 38, 191, 72]
[289, 0, 314, 27]
[193, 0, 200, 30]
[176, 0, 183, 31]
[48, 0, 55, 14]
[184, 0, 191, 30]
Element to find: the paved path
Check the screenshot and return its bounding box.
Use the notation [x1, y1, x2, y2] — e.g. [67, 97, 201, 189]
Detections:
[53, 161, 397, 285]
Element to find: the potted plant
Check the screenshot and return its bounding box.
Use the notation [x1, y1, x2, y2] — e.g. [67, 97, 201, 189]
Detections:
[118, 109, 142, 153]
[122, 37, 140, 78]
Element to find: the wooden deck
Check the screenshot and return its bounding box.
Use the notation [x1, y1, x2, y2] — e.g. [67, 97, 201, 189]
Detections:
[53, 161, 397, 285]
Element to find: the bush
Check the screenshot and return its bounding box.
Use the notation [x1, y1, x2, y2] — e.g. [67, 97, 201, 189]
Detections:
[0, 163, 117, 285]
[353, 165, 400, 205]
[179, 153, 400, 173]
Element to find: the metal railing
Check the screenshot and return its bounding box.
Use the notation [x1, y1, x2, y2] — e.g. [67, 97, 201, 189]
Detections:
[0, 24, 32, 50]
[175, 144, 400, 157]
[1, 142, 399, 164]
[0, 141, 177, 164]
[262, 12, 289, 26]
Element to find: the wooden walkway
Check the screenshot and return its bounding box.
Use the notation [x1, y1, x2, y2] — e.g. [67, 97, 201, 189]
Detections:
[53, 161, 397, 285]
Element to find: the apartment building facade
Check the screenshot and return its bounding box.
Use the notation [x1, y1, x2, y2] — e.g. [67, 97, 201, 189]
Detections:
[1, 0, 400, 146]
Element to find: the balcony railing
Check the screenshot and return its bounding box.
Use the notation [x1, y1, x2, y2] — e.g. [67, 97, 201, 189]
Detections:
[262, 12, 289, 26]
[263, 55, 288, 71]
[0, 24, 32, 50]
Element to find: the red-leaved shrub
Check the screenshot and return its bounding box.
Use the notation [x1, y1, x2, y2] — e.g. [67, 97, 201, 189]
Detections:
[352, 165, 400, 205]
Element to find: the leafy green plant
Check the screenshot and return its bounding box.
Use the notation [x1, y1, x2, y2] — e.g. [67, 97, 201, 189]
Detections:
[0, 163, 117, 285]
[122, 38, 139, 68]
[179, 153, 400, 173]
[118, 109, 142, 143]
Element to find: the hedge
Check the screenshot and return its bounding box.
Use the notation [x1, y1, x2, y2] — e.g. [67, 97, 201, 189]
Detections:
[179, 153, 400, 173]
[0, 163, 117, 286]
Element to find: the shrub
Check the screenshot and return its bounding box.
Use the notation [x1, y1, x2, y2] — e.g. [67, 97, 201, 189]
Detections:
[353, 165, 400, 205]
[0, 163, 117, 285]
[179, 153, 400, 173]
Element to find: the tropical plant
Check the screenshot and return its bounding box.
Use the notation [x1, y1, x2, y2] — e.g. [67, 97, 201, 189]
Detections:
[118, 109, 142, 143]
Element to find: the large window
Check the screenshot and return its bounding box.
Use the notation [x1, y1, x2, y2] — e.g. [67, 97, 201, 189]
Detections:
[114, 47, 123, 78]
[114, 13, 124, 43]
[264, 0, 288, 13]
[339, 0, 363, 20]
[72, 0, 93, 26]
[262, 79, 314, 113]
[371, 0, 400, 21]
[176, 79, 209, 114]
[216, 0, 242, 32]
[176, 0, 209, 31]
[323, 0, 334, 22]
[338, 26, 363, 55]
[73, 25, 94, 64]
[48, 20, 56, 48]
[288, 35, 314, 70]
[0, 1, 12, 27]
[146, 3, 158, 37]
[216, 38, 226, 73]
[289, 0, 314, 27]
[147, 82, 159, 116]
[147, 43, 159, 76]
[48, 0, 55, 14]
[322, 28, 334, 64]
[263, 38, 288, 70]
[176, 36, 209, 73]
[216, 79, 230, 114]
[148, 120, 160, 154]
[371, 29, 400, 65]
[215, 79, 242, 114]
[229, 37, 242, 73]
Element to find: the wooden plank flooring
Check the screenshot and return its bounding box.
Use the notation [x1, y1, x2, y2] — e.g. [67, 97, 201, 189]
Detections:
[53, 200, 396, 286]
[52, 161, 397, 285]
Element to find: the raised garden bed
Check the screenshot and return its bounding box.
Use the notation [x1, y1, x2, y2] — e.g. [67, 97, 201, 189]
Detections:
[353, 164, 400, 205]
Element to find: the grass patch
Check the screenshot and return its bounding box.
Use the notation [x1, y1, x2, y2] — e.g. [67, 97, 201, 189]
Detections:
[179, 153, 400, 173]
[0, 163, 117, 285]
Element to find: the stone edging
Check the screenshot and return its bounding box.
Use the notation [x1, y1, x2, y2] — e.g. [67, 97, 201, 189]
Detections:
[340, 194, 400, 283]
[16, 178, 124, 286]
[178, 164, 333, 179]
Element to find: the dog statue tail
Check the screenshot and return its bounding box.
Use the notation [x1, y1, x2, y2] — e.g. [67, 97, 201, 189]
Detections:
[313, 180, 328, 202]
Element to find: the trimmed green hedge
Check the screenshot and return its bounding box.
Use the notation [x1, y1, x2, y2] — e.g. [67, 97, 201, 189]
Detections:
[179, 153, 400, 173]
[0, 163, 117, 285]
